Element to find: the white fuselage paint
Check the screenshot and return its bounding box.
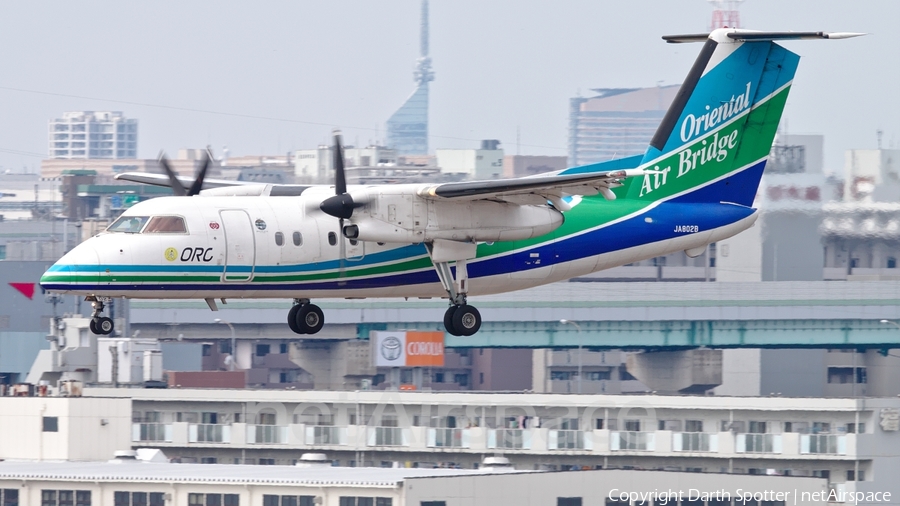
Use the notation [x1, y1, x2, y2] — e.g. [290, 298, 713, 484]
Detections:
[54, 190, 757, 300]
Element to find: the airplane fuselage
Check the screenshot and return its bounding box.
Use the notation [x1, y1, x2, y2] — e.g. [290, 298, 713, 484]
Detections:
[42, 183, 758, 301]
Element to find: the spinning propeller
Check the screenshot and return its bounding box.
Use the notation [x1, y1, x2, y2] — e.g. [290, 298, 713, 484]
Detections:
[319, 131, 362, 283]
[157, 148, 213, 197]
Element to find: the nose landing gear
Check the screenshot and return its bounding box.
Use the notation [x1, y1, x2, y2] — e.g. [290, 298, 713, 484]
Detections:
[87, 297, 114, 335]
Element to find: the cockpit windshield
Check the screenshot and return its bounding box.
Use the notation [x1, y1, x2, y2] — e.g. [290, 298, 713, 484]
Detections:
[107, 216, 149, 233]
[144, 216, 187, 233]
[107, 215, 187, 234]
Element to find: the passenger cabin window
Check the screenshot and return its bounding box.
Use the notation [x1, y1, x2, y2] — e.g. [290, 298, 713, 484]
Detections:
[144, 216, 187, 233]
[328, 232, 337, 246]
[293, 231, 302, 246]
[107, 215, 149, 233]
[275, 232, 284, 246]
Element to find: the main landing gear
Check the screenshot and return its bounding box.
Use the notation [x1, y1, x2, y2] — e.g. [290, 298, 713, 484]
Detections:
[288, 299, 324, 335]
[428, 241, 482, 337]
[87, 296, 114, 335]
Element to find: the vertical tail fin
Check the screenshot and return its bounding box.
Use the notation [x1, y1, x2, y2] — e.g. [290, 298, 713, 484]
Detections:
[626, 29, 854, 205]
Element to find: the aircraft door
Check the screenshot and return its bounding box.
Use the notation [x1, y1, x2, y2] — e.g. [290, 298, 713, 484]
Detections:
[219, 209, 256, 282]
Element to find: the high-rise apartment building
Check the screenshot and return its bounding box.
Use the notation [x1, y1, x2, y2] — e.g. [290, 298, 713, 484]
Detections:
[48, 111, 138, 159]
[568, 86, 677, 166]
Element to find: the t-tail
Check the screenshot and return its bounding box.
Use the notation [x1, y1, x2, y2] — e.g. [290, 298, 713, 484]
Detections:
[626, 29, 863, 206]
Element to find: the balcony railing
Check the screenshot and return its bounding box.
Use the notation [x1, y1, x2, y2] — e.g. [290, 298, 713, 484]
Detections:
[549, 430, 589, 450]
[801, 434, 846, 455]
[673, 432, 717, 452]
[188, 423, 231, 443]
[487, 429, 532, 450]
[610, 431, 655, 451]
[306, 426, 345, 446]
[427, 428, 468, 448]
[736, 433, 782, 454]
[247, 425, 287, 444]
[132, 423, 172, 443]
[367, 427, 408, 447]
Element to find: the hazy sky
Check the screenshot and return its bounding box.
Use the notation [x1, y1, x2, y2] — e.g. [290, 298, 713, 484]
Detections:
[0, 1, 896, 175]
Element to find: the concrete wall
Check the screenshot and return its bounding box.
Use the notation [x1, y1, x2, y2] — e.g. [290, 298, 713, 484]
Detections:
[0, 397, 131, 461]
[406, 469, 828, 506]
[759, 349, 826, 397]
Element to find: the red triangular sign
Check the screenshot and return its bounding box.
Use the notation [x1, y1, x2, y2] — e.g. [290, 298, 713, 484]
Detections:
[9, 282, 35, 300]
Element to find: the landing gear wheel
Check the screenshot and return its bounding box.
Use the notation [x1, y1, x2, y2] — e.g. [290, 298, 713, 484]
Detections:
[288, 304, 304, 334]
[451, 304, 481, 336]
[96, 317, 114, 335]
[296, 304, 324, 334]
[89, 318, 99, 335]
[443, 306, 462, 336]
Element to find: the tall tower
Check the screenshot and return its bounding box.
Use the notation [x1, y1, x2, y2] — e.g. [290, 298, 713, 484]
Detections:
[708, 0, 743, 30]
[385, 0, 434, 155]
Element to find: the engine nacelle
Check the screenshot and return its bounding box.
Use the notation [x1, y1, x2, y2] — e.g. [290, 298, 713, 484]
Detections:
[344, 187, 564, 244]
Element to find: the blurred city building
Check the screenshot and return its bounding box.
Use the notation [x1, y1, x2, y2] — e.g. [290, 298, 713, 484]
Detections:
[436, 140, 503, 180]
[48, 111, 137, 160]
[568, 86, 678, 167]
[385, 0, 433, 155]
[2, 385, 891, 492]
[502, 155, 568, 178]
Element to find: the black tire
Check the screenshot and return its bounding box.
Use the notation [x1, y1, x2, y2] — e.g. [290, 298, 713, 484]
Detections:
[89, 318, 99, 335]
[443, 306, 461, 336]
[97, 316, 114, 335]
[298, 304, 324, 334]
[452, 304, 481, 336]
[288, 304, 304, 334]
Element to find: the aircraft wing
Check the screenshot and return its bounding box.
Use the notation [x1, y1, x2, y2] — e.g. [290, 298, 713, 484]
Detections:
[419, 154, 645, 207]
[115, 172, 257, 189]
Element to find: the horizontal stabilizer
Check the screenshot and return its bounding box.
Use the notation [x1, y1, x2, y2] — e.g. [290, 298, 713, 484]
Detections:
[664, 30, 865, 44]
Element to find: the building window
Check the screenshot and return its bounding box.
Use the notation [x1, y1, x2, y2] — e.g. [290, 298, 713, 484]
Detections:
[479, 372, 484, 384]
[114, 493, 163, 506]
[187, 495, 238, 506]
[2, 489, 19, 506]
[421, 502, 446, 506]
[200, 457, 217, 464]
[454, 374, 469, 387]
[263, 496, 315, 506]
[259, 458, 275, 465]
[889, 257, 897, 268]
[846, 422, 866, 434]
[827, 367, 867, 384]
[685, 420, 703, 432]
[292, 232, 302, 246]
[42, 417, 59, 432]
[558, 499, 582, 506]
[847, 469, 865, 481]
[338, 499, 392, 506]
[41, 492, 90, 506]
[275, 232, 284, 246]
[623, 419, 641, 432]
[256, 344, 270, 357]
[433, 372, 444, 383]
[748, 421, 767, 433]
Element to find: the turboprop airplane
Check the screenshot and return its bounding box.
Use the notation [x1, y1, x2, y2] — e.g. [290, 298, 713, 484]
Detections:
[40, 28, 861, 337]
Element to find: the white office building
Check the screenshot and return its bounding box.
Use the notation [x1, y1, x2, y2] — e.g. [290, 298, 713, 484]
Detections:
[48, 111, 138, 159]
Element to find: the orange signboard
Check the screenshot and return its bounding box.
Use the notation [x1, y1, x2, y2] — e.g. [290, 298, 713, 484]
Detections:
[404, 331, 445, 367]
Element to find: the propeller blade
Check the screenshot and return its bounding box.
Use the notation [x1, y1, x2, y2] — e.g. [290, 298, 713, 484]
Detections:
[333, 130, 346, 195]
[338, 218, 347, 286]
[158, 153, 187, 197]
[187, 149, 211, 196]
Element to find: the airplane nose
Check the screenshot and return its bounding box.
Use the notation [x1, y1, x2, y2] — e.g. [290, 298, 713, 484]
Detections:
[40, 243, 101, 294]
